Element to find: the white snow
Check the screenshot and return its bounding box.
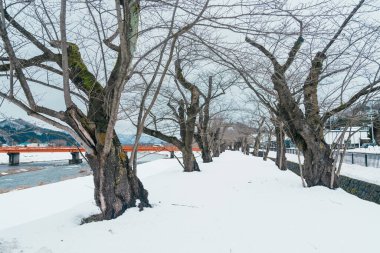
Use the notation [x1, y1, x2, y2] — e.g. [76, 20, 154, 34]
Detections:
[340, 164, 380, 185]
[0, 151, 379, 253]
[349, 146, 380, 154]
[0, 152, 72, 164]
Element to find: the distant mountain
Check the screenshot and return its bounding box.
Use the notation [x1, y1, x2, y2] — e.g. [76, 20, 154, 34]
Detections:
[0, 118, 166, 146]
[0, 118, 76, 145]
[118, 134, 166, 145]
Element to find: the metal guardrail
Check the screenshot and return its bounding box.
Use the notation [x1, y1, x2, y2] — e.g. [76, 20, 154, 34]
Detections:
[341, 152, 380, 168]
[270, 147, 380, 168]
[0, 145, 201, 154]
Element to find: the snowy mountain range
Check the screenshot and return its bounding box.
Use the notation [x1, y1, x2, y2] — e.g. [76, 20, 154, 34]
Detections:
[0, 118, 165, 145]
[117, 134, 166, 145]
[0, 118, 75, 145]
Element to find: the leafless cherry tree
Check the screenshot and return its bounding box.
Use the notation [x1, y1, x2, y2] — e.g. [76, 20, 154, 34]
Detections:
[243, 0, 380, 188]
[0, 0, 210, 220]
[198, 0, 380, 188]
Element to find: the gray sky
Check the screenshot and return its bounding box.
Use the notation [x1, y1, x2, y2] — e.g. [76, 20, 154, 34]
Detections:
[1, 0, 379, 135]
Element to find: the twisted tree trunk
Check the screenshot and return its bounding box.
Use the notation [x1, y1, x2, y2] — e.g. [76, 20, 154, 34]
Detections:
[302, 141, 335, 187]
[143, 58, 202, 172]
[86, 136, 149, 221]
[272, 68, 338, 187]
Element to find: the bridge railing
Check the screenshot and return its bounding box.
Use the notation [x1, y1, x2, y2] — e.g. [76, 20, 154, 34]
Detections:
[0, 145, 201, 165]
[0, 145, 200, 153]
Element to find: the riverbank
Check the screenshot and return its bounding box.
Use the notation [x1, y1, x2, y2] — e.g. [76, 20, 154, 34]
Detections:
[0, 152, 167, 193]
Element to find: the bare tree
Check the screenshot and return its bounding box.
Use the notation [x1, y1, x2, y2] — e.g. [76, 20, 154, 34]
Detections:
[0, 0, 152, 221]
[209, 117, 229, 157]
[244, 1, 380, 188]
[194, 74, 232, 162]
[198, 0, 380, 187]
[121, 0, 209, 173]
[194, 76, 215, 163]
[0, 0, 209, 220]
[143, 58, 203, 172]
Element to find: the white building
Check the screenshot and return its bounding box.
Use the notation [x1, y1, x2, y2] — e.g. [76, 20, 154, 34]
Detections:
[324, 127, 370, 147]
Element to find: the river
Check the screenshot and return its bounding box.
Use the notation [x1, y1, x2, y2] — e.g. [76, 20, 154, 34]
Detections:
[0, 152, 167, 193]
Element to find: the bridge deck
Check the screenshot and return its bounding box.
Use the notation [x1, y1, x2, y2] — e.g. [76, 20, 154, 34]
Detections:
[0, 146, 200, 153]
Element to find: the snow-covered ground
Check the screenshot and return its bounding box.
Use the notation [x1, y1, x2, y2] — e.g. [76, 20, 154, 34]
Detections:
[269, 151, 380, 186]
[0, 152, 72, 164]
[349, 146, 380, 154]
[1, 151, 379, 253]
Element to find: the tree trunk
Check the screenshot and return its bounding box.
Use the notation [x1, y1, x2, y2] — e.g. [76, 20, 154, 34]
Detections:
[243, 141, 250, 155]
[263, 128, 273, 161]
[182, 148, 200, 172]
[200, 127, 213, 162]
[85, 135, 150, 221]
[252, 140, 260, 156]
[246, 142, 250, 155]
[213, 147, 220, 157]
[194, 133, 213, 163]
[211, 127, 221, 157]
[234, 141, 241, 151]
[275, 123, 287, 170]
[241, 137, 247, 154]
[220, 143, 226, 153]
[263, 143, 270, 161]
[302, 141, 338, 188]
[143, 126, 200, 172]
[201, 148, 213, 163]
[196, 75, 214, 163]
[253, 118, 265, 156]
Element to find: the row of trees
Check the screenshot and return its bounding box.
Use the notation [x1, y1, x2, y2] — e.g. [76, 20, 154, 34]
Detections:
[0, 0, 379, 221]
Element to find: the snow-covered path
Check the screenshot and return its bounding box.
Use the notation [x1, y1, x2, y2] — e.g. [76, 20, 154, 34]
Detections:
[0, 151, 379, 253]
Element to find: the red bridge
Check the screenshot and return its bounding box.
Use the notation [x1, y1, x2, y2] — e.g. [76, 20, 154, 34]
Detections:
[0, 146, 200, 165]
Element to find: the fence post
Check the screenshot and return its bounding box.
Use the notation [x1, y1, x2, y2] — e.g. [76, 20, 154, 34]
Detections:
[352, 153, 354, 164]
[365, 154, 368, 167]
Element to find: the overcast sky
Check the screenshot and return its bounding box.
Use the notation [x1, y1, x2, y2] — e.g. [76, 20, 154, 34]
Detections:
[1, 0, 379, 134]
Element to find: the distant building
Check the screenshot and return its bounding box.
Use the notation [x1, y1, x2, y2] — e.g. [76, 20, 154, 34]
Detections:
[17, 142, 49, 147]
[324, 127, 370, 148]
[50, 139, 68, 146]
